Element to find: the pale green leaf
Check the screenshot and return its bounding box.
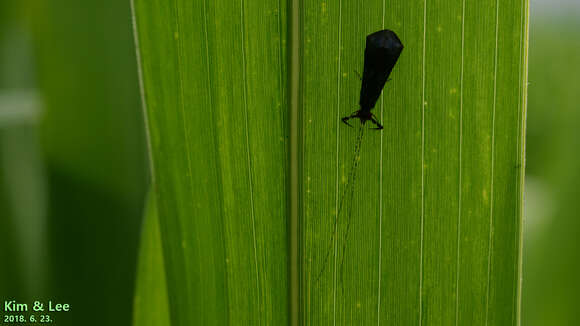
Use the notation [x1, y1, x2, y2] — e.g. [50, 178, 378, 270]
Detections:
[132, 0, 528, 324]
[133, 193, 171, 326]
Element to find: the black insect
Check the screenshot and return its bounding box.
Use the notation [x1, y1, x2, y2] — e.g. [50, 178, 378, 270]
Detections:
[314, 30, 403, 286]
[342, 29, 404, 130]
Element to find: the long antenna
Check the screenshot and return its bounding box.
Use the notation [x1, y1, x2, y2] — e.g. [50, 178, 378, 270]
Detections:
[314, 125, 365, 284]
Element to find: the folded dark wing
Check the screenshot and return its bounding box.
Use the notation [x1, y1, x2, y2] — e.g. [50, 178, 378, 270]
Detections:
[359, 30, 404, 111]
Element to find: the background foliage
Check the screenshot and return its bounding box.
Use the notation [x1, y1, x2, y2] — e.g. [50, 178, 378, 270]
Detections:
[1, 0, 147, 326]
[522, 10, 580, 326]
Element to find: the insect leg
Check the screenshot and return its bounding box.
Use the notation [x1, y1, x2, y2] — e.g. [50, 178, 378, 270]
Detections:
[354, 70, 363, 81]
[369, 113, 384, 130]
[341, 117, 354, 127]
[341, 112, 359, 127]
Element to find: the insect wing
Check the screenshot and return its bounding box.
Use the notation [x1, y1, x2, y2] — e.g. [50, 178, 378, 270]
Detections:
[359, 29, 403, 111]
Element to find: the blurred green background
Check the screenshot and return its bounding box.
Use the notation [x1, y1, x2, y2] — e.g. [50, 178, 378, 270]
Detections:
[0, 0, 578, 325]
[523, 2, 580, 325]
[1, 0, 147, 325]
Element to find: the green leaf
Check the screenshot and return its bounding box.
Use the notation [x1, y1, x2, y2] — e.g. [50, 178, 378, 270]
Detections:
[303, 1, 528, 324]
[132, 0, 528, 324]
[132, 0, 288, 324]
[133, 193, 171, 326]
